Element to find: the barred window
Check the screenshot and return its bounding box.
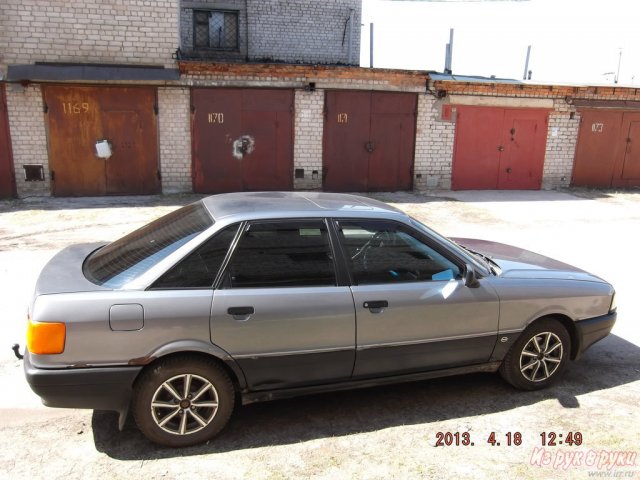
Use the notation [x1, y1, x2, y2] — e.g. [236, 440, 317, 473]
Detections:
[194, 10, 238, 50]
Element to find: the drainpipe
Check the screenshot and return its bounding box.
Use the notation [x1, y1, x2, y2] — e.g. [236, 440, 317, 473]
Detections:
[347, 9, 354, 65]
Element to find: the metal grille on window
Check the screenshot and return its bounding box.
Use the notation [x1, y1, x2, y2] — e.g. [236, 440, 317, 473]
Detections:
[194, 10, 238, 50]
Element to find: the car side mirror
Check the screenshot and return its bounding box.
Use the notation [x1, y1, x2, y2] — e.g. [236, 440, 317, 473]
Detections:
[463, 264, 480, 288]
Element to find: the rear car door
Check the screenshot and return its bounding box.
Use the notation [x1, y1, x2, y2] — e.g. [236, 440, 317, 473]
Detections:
[209, 219, 356, 390]
[335, 219, 499, 378]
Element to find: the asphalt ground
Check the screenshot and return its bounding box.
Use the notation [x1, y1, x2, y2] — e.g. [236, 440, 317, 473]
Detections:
[0, 189, 638, 479]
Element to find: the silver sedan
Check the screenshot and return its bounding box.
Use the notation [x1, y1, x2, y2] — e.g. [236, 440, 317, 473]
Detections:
[23, 192, 616, 446]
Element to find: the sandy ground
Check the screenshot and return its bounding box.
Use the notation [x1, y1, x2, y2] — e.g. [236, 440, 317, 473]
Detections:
[0, 189, 638, 480]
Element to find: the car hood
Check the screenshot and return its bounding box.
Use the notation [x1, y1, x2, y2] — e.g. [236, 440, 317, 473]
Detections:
[451, 237, 606, 282]
[35, 243, 109, 295]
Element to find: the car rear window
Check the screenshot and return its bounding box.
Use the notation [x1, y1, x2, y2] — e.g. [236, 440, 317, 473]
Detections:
[83, 202, 213, 288]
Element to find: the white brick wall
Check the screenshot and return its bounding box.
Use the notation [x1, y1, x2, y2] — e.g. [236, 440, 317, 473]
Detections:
[542, 101, 580, 189]
[248, 0, 361, 64]
[293, 89, 324, 189]
[0, 0, 179, 72]
[413, 96, 455, 190]
[5, 86, 50, 197]
[158, 87, 192, 193]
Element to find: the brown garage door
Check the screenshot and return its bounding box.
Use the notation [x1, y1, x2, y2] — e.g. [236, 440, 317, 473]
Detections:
[452, 106, 549, 190]
[192, 88, 293, 193]
[323, 91, 416, 192]
[572, 109, 640, 188]
[43, 86, 159, 196]
[0, 85, 16, 198]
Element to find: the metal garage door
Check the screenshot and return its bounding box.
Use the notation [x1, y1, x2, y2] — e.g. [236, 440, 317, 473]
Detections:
[0, 85, 16, 198]
[572, 109, 640, 188]
[43, 86, 160, 196]
[323, 91, 416, 192]
[452, 106, 548, 190]
[192, 88, 293, 193]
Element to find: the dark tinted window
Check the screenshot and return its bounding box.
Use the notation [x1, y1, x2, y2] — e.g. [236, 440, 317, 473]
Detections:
[225, 220, 336, 288]
[151, 224, 239, 289]
[84, 203, 213, 288]
[338, 220, 461, 285]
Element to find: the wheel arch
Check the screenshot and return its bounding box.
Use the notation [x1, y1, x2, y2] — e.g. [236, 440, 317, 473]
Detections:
[131, 341, 247, 392]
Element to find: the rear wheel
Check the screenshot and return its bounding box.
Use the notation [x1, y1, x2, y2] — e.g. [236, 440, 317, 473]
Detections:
[132, 355, 235, 447]
[500, 318, 570, 390]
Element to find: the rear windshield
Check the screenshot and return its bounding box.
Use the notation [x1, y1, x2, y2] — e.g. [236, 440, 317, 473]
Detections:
[84, 202, 213, 288]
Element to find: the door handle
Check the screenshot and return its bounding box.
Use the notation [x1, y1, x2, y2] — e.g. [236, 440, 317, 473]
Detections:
[363, 300, 388, 311]
[227, 306, 255, 320]
[505, 167, 512, 173]
[497, 145, 505, 152]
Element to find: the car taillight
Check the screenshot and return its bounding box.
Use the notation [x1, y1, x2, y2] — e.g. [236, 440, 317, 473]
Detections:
[27, 317, 66, 355]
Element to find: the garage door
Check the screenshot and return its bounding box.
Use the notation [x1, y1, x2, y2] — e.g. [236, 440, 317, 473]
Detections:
[452, 106, 548, 190]
[323, 91, 416, 192]
[43, 86, 159, 196]
[0, 85, 16, 198]
[192, 88, 293, 193]
[572, 109, 640, 188]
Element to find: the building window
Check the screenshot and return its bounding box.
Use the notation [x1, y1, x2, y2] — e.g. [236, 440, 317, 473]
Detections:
[194, 10, 238, 51]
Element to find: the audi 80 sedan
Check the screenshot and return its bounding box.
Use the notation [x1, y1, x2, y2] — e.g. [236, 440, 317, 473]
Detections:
[24, 192, 616, 446]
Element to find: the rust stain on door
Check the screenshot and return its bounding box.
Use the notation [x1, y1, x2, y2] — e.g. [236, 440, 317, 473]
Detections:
[0, 85, 16, 198]
[192, 88, 293, 193]
[43, 86, 159, 196]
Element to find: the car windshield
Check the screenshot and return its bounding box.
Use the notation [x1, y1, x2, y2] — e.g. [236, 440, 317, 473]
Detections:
[83, 202, 214, 288]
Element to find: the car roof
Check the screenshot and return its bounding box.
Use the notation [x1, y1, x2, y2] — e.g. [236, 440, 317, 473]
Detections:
[201, 192, 408, 221]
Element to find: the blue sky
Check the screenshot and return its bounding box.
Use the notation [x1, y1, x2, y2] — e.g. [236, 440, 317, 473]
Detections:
[359, 0, 640, 86]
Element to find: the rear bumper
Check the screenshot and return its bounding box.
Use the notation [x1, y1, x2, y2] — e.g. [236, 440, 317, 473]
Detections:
[574, 311, 617, 359]
[24, 351, 142, 413]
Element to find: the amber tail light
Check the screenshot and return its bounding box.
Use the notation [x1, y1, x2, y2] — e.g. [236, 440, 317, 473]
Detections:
[27, 317, 66, 355]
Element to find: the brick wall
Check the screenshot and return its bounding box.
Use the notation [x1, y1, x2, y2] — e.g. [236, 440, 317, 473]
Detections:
[413, 96, 455, 190]
[0, 0, 178, 72]
[158, 87, 192, 193]
[293, 89, 324, 189]
[5, 86, 50, 197]
[247, 0, 360, 64]
[542, 100, 580, 190]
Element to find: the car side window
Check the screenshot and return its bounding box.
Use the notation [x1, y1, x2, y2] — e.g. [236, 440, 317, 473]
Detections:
[224, 220, 336, 288]
[151, 224, 239, 289]
[337, 220, 461, 285]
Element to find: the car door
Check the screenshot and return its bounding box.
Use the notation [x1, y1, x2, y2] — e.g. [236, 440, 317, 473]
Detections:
[335, 219, 499, 378]
[209, 219, 356, 390]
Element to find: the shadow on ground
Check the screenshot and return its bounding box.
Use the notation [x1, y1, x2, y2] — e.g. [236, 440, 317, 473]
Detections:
[92, 334, 639, 460]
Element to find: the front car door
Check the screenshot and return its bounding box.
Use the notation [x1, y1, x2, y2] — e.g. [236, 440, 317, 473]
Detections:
[335, 219, 500, 378]
[209, 219, 356, 390]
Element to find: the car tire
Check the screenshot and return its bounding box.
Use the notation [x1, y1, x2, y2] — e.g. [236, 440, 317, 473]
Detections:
[499, 318, 570, 390]
[132, 355, 235, 447]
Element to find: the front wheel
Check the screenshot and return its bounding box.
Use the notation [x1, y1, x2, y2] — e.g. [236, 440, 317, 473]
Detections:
[500, 319, 570, 390]
[132, 355, 235, 447]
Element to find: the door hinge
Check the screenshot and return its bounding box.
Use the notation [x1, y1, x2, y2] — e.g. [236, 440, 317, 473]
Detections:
[190, 104, 196, 114]
[153, 104, 159, 115]
[50, 170, 55, 181]
[43, 102, 48, 114]
[157, 170, 162, 180]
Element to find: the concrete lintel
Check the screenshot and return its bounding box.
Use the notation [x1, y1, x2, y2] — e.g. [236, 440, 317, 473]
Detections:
[448, 94, 554, 109]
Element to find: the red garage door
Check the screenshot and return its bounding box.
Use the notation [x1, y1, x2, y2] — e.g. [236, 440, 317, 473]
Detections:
[192, 88, 293, 193]
[0, 85, 16, 198]
[452, 106, 549, 190]
[572, 109, 640, 188]
[323, 91, 416, 192]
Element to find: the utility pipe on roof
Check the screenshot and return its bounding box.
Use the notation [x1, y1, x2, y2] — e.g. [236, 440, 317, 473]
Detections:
[347, 9, 354, 64]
